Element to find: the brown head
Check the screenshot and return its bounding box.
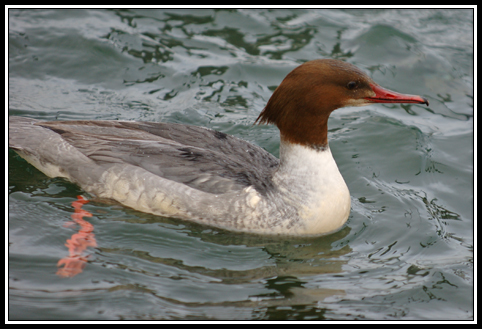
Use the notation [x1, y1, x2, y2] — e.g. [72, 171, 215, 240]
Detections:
[255, 59, 429, 149]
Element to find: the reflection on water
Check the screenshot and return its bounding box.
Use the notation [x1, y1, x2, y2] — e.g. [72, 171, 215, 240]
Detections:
[95, 215, 352, 319]
[50, 189, 353, 315]
[56, 196, 97, 278]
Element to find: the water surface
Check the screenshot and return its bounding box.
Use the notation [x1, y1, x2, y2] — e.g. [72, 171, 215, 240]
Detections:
[8, 8, 473, 321]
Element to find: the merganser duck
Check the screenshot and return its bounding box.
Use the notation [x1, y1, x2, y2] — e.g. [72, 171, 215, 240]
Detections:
[9, 59, 428, 236]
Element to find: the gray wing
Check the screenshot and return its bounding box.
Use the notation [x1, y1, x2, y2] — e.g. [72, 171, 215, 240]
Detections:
[10, 117, 279, 195]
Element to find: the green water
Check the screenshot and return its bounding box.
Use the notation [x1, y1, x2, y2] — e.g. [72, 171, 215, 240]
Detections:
[8, 8, 473, 321]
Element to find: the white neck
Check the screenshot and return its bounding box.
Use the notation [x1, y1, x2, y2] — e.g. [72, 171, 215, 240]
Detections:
[273, 141, 351, 235]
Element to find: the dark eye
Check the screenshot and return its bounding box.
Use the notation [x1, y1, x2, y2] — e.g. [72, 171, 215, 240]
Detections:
[347, 81, 357, 90]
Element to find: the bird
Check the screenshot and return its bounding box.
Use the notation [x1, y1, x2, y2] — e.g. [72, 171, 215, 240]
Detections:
[9, 59, 429, 236]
